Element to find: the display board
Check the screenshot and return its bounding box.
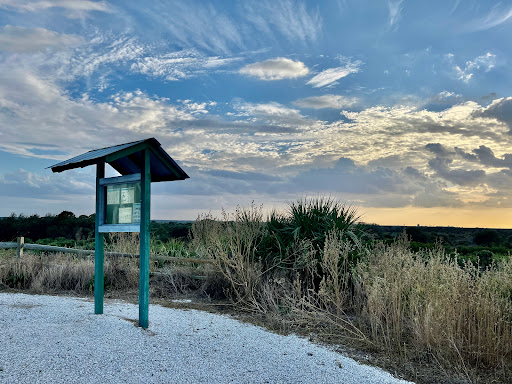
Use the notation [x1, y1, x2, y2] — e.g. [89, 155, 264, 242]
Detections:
[104, 182, 141, 225]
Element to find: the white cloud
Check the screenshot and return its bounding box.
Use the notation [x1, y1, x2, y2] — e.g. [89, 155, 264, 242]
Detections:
[0, 25, 82, 53]
[131, 49, 240, 81]
[387, 0, 405, 27]
[453, 52, 497, 83]
[0, 69, 197, 158]
[466, 4, 512, 31]
[75, 36, 144, 77]
[180, 100, 217, 115]
[293, 94, 357, 109]
[306, 61, 361, 88]
[234, 101, 310, 127]
[1, 60, 512, 211]
[240, 58, 309, 81]
[243, 0, 322, 43]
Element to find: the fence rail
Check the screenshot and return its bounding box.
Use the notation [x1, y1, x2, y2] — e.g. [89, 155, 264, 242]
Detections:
[0, 237, 214, 264]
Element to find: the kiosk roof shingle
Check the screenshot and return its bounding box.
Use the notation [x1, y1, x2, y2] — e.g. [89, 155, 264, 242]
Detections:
[49, 138, 189, 182]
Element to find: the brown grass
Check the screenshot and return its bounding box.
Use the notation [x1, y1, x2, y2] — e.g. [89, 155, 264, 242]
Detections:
[189, 208, 512, 383]
[355, 236, 512, 377]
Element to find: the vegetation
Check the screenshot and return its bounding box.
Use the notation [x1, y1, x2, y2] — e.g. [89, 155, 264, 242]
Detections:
[2, 200, 512, 383]
[188, 200, 512, 383]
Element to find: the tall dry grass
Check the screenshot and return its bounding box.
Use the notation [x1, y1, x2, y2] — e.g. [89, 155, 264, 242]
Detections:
[0, 233, 221, 298]
[191, 205, 265, 308]
[0, 251, 139, 293]
[355, 235, 512, 375]
[190, 204, 512, 381]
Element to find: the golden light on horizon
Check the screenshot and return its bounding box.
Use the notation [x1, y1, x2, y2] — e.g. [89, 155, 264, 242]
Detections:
[362, 207, 512, 229]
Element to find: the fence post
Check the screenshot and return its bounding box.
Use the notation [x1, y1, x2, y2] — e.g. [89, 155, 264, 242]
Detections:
[16, 237, 24, 258]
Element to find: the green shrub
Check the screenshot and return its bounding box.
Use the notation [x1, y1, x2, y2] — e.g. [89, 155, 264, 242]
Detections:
[259, 197, 363, 274]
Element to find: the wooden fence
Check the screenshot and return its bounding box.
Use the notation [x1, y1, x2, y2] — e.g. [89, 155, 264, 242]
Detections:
[0, 237, 214, 265]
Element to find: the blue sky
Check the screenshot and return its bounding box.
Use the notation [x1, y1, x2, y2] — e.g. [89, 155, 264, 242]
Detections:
[1, 0, 512, 227]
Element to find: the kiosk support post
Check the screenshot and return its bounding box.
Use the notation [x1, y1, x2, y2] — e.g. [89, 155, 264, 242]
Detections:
[94, 161, 105, 315]
[139, 149, 151, 328]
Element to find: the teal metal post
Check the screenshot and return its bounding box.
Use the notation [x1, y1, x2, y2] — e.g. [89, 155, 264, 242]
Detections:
[94, 162, 105, 314]
[139, 149, 151, 328]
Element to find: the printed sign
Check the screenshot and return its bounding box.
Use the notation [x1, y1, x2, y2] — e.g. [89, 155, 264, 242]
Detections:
[107, 185, 120, 205]
[120, 187, 134, 204]
[118, 207, 133, 224]
[133, 203, 141, 223]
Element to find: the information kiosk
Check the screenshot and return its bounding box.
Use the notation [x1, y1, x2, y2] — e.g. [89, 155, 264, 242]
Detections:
[50, 138, 189, 328]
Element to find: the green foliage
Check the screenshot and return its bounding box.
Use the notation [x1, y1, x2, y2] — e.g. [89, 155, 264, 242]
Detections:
[476, 249, 494, 269]
[5, 271, 30, 288]
[474, 229, 501, 246]
[259, 197, 363, 271]
[152, 238, 189, 257]
[0, 211, 94, 242]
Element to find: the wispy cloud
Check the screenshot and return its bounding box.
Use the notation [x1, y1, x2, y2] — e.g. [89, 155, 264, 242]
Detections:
[466, 3, 512, 31]
[0, 25, 82, 53]
[306, 61, 361, 88]
[240, 58, 309, 81]
[387, 0, 405, 27]
[293, 94, 357, 109]
[73, 35, 144, 77]
[132, 49, 240, 81]
[138, 1, 243, 54]
[243, 0, 322, 44]
[234, 101, 310, 127]
[0, 0, 110, 17]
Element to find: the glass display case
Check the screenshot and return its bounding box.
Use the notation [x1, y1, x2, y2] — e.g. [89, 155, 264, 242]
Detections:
[98, 173, 142, 232]
[105, 182, 141, 224]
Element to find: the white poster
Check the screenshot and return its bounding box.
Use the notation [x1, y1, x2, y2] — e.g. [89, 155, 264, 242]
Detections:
[133, 203, 141, 223]
[120, 187, 134, 204]
[107, 185, 120, 205]
[118, 207, 133, 224]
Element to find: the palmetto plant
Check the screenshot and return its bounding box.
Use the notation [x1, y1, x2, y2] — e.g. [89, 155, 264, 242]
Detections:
[260, 197, 364, 272]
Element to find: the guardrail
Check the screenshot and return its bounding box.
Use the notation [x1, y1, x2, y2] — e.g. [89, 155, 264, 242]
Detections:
[0, 237, 214, 264]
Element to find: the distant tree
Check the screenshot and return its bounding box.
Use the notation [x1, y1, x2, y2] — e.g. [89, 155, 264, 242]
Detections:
[474, 230, 501, 246]
[405, 227, 431, 243]
[57, 211, 76, 219]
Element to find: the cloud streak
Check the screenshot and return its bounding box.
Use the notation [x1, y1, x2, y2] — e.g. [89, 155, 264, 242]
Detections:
[243, 0, 322, 44]
[307, 61, 361, 87]
[132, 49, 240, 81]
[466, 4, 512, 31]
[387, 0, 405, 27]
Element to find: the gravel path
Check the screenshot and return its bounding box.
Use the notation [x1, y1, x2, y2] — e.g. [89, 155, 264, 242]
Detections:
[0, 293, 413, 384]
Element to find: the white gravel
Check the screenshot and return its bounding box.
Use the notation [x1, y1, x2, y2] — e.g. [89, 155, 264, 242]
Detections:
[0, 293, 413, 384]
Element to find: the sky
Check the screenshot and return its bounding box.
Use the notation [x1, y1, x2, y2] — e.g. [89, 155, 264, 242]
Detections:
[1, 0, 512, 227]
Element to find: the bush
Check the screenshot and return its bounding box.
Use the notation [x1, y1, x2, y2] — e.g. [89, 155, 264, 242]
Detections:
[474, 230, 501, 246]
[259, 197, 363, 273]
